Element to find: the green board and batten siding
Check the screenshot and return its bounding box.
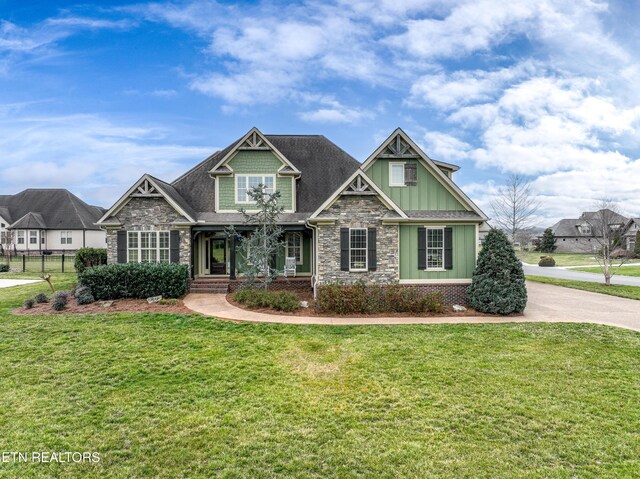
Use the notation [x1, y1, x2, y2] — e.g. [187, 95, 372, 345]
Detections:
[365, 159, 465, 211]
[217, 150, 294, 211]
[399, 224, 477, 280]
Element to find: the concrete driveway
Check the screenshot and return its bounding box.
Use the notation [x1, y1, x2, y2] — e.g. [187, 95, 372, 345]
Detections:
[523, 263, 640, 286]
[184, 281, 640, 332]
[0, 279, 42, 289]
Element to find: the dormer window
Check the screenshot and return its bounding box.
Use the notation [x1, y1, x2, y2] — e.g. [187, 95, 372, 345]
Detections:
[579, 224, 591, 235]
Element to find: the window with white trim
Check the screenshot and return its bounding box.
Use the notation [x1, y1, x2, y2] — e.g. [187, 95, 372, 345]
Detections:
[29, 230, 38, 245]
[389, 162, 405, 187]
[426, 228, 444, 269]
[60, 231, 72, 245]
[349, 228, 368, 271]
[127, 231, 170, 263]
[17, 231, 25, 244]
[286, 232, 303, 264]
[236, 175, 275, 203]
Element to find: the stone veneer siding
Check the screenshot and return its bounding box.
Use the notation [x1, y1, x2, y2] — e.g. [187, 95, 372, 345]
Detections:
[105, 197, 191, 265]
[316, 195, 399, 284]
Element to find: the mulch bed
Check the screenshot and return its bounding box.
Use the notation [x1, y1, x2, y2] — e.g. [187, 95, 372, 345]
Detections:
[14, 298, 197, 316]
[226, 291, 512, 318]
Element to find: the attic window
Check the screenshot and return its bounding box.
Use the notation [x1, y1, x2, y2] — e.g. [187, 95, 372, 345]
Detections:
[579, 224, 591, 235]
[389, 162, 405, 187]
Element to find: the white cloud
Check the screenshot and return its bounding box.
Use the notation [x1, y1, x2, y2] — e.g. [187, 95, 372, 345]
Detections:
[0, 108, 213, 206]
[422, 132, 472, 162]
[300, 101, 371, 124]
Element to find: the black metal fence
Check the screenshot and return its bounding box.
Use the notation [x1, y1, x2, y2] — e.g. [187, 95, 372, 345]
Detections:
[2, 253, 76, 273]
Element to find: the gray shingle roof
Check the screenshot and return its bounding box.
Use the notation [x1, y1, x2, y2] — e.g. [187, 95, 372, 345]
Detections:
[147, 175, 197, 222]
[171, 135, 361, 216]
[552, 209, 630, 237]
[0, 189, 105, 230]
[11, 212, 46, 229]
[405, 210, 483, 220]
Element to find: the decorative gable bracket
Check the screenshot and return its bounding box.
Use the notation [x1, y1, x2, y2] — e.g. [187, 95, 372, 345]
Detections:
[379, 134, 420, 159]
[131, 179, 162, 197]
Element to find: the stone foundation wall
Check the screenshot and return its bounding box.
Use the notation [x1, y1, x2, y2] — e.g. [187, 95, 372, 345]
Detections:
[316, 195, 400, 285]
[104, 197, 191, 265]
[400, 283, 469, 306]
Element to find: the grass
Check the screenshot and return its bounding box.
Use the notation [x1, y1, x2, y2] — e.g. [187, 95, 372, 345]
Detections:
[516, 251, 604, 267]
[527, 275, 640, 301]
[575, 266, 640, 277]
[1, 283, 640, 477]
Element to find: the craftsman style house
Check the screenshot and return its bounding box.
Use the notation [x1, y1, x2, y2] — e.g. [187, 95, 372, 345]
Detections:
[97, 128, 488, 300]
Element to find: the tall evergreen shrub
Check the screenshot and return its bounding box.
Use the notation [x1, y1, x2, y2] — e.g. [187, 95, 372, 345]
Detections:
[468, 229, 527, 314]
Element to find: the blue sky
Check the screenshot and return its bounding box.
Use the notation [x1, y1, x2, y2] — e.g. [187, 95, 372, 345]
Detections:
[1, 0, 639, 225]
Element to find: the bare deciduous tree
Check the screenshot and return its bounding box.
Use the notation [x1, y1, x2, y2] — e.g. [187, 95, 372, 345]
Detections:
[580, 200, 630, 286]
[491, 174, 542, 243]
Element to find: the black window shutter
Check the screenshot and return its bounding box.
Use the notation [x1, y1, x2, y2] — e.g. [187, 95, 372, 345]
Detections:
[116, 230, 127, 263]
[367, 228, 377, 271]
[340, 228, 349, 271]
[417, 227, 426, 270]
[404, 163, 417, 186]
[444, 227, 453, 270]
[170, 230, 180, 263]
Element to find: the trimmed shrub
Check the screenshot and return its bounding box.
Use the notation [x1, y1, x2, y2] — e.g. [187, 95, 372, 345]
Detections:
[538, 256, 556, 267]
[234, 289, 300, 312]
[74, 248, 107, 274]
[23, 298, 35, 309]
[0, 264, 9, 272]
[468, 229, 527, 315]
[315, 283, 443, 315]
[422, 291, 445, 313]
[611, 248, 633, 259]
[51, 297, 66, 311]
[34, 292, 49, 304]
[78, 262, 189, 300]
[52, 291, 70, 304]
[75, 286, 95, 305]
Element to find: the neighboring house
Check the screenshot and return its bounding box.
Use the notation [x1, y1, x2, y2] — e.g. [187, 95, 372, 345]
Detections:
[549, 209, 629, 253]
[97, 128, 488, 301]
[0, 189, 106, 254]
[621, 218, 640, 251]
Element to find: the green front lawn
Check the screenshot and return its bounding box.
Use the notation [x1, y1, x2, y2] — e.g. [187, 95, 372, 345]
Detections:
[1, 282, 640, 477]
[516, 251, 603, 267]
[527, 275, 640, 301]
[575, 266, 640, 277]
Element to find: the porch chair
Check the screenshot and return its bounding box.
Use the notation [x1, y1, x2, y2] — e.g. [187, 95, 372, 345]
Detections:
[284, 256, 297, 278]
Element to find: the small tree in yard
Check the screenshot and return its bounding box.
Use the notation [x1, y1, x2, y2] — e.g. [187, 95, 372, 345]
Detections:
[468, 229, 527, 314]
[227, 184, 284, 290]
[490, 174, 541, 243]
[581, 200, 630, 286]
[635, 231, 640, 258]
[537, 228, 557, 253]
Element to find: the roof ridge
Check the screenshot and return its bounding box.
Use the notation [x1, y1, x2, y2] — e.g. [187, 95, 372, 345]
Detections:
[66, 190, 89, 229]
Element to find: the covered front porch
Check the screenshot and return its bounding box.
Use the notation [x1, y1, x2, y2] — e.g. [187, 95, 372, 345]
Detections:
[191, 225, 313, 279]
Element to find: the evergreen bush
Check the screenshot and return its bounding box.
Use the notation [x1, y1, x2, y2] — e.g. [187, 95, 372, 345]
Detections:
[23, 298, 35, 309]
[635, 231, 640, 258]
[537, 228, 557, 253]
[538, 256, 556, 267]
[34, 292, 49, 304]
[0, 264, 9, 272]
[75, 286, 95, 305]
[468, 229, 527, 314]
[234, 289, 300, 312]
[78, 262, 189, 300]
[74, 248, 107, 274]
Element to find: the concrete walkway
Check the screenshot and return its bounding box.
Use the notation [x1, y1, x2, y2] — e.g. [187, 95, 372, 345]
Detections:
[523, 264, 640, 286]
[183, 281, 640, 332]
[0, 279, 42, 289]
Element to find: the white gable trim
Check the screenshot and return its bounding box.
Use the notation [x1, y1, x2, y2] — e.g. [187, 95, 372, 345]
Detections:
[309, 169, 407, 220]
[96, 174, 196, 225]
[361, 128, 488, 220]
[208, 127, 301, 176]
